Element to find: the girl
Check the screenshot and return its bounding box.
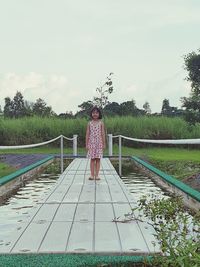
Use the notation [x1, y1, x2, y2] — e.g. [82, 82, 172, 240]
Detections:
[85, 106, 106, 180]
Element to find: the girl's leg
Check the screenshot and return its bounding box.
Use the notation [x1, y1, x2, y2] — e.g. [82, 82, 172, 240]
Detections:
[90, 159, 95, 178]
[95, 158, 101, 179]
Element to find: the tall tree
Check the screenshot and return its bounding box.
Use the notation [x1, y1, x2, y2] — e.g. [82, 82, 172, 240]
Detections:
[12, 91, 26, 118]
[181, 49, 200, 124]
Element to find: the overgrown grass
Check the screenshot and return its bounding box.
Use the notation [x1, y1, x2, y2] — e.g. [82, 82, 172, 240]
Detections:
[1, 116, 200, 146]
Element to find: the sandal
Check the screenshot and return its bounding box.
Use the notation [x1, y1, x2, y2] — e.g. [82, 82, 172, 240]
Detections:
[95, 177, 101, 180]
[89, 177, 94, 180]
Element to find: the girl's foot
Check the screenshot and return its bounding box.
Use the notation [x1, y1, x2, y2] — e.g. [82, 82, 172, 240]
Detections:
[95, 176, 101, 180]
[89, 176, 94, 180]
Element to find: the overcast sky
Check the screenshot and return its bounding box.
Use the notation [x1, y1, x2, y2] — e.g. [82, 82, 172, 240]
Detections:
[0, 0, 200, 114]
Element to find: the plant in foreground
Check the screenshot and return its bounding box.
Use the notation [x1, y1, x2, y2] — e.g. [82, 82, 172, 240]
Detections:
[138, 196, 200, 267]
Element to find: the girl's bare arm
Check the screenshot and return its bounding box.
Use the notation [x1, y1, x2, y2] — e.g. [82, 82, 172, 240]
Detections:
[85, 123, 89, 149]
[101, 122, 106, 149]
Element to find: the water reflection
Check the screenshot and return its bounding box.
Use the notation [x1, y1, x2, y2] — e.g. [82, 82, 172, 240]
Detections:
[0, 173, 58, 241]
[121, 171, 168, 201]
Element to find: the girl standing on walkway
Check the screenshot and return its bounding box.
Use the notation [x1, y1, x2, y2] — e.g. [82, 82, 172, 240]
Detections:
[85, 106, 106, 180]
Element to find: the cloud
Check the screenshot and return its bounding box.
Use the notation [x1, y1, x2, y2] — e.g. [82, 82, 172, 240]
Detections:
[0, 72, 88, 114]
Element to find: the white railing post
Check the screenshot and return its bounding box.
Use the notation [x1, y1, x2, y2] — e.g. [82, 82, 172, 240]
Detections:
[60, 135, 64, 173]
[108, 134, 113, 156]
[119, 135, 122, 176]
[73, 134, 78, 156]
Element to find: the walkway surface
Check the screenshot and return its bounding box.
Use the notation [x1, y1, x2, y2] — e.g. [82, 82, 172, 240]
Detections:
[0, 158, 160, 255]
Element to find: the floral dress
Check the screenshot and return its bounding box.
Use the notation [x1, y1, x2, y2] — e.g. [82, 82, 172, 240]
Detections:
[87, 120, 103, 159]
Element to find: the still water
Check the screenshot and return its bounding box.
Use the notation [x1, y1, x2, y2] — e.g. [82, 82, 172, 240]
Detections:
[121, 171, 167, 202]
[0, 173, 58, 242]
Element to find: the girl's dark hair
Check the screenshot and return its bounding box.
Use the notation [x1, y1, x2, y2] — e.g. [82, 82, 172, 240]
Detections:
[90, 106, 102, 119]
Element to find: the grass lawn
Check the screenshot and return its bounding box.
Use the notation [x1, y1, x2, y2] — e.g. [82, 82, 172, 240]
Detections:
[0, 144, 200, 161]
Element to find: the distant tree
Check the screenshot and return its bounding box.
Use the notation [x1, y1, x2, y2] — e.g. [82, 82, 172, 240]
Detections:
[24, 100, 34, 116]
[181, 49, 200, 124]
[104, 102, 121, 116]
[0, 105, 3, 116]
[4, 97, 13, 118]
[161, 99, 171, 115]
[75, 100, 94, 118]
[32, 98, 53, 117]
[119, 100, 139, 116]
[161, 98, 184, 117]
[94, 72, 114, 109]
[12, 91, 26, 118]
[143, 101, 151, 114]
[58, 111, 74, 119]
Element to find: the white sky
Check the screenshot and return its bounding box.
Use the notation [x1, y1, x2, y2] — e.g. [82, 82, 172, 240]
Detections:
[0, 0, 199, 114]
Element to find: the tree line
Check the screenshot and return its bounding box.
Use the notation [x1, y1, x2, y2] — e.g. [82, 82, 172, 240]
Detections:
[0, 91, 185, 119]
[0, 48, 200, 124]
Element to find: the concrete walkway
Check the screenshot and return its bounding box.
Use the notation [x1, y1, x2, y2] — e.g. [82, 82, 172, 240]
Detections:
[0, 158, 160, 255]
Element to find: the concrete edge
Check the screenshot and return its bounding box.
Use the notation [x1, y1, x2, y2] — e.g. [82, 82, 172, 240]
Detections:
[0, 156, 54, 186]
[131, 156, 200, 211]
[0, 156, 54, 201]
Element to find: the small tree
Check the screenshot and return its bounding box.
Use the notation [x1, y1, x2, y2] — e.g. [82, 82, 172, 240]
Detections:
[12, 91, 26, 118]
[94, 72, 114, 109]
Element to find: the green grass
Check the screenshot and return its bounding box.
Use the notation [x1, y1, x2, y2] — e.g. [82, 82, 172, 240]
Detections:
[0, 162, 16, 177]
[1, 116, 200, 147]
[1, 145, 200, 161]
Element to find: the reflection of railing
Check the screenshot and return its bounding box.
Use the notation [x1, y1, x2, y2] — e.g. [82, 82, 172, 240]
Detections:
[0, 135, 78, 174]
[107, 134, 200, 176]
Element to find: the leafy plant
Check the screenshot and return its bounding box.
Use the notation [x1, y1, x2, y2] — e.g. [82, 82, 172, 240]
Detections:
[138, 196, 200, 267]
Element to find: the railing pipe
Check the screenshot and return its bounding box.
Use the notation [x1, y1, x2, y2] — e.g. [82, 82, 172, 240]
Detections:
[73, 135, 78, 156]
[60, 135, 64, 173]
[108, 134, 113, 156]
[119, 135, 122, 176]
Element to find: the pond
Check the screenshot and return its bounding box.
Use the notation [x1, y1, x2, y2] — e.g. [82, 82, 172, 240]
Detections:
[111, 158, 168, 202]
